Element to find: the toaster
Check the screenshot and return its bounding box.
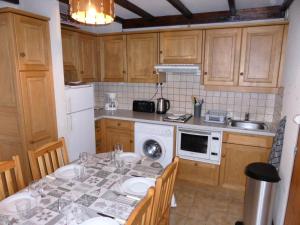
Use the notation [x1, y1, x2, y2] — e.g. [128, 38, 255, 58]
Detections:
[133, 100, 155, 113]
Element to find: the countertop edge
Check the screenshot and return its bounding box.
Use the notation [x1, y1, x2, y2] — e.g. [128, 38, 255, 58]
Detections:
[94, 113, 276, 137]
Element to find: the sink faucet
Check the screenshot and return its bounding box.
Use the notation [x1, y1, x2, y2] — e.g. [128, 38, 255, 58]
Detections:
[245, 113, 250, 121]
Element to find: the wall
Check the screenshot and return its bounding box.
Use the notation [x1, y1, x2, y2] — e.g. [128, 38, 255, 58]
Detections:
[0, 0, 67, 138]
[94, 73, 282, 123]
[273, 0, 300, 224]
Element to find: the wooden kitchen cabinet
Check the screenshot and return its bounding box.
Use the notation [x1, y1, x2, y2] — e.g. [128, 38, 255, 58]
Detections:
[220, 132, 273, 191]
[100, 35, 127, 82]
[14, 14, 50, 71]
[61, 30, 79, 82]
[178, 158, 220, 186]
[78, 34, 98, 82]
[127, 33, 158, 83]
[204, 28, 242, 86]
[159, 30, 202, 64]
[239, 25, 284, 88]
[20, 71, 57, 148]
[95, 119, 134, 153]
[0, 9, 57, 183]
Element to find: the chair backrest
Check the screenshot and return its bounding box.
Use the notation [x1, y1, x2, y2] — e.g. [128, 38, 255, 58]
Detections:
[151, 157, 179, 225]
[126, 187, 155, 225]
[0, 155, 25, 200]
[28, 138, 69, 180]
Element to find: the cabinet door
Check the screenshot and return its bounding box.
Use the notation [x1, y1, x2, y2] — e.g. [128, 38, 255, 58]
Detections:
[239, 25, 284, 87]
[204, 28, 241, 86]
[61, 30, 78, 71]
[100, 35, 127, 82]
[14, 15, 50, 71]
[220, 143, 270, 191]
[78, 34, 97, 82]
[127, 33, 158, 83]
[20, 71, 57, 149]
[160, 30, 202, 64]
[105, 128, 134, 152]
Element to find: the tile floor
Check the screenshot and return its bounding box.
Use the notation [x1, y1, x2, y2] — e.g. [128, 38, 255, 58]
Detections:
[171, 180, 244, 225]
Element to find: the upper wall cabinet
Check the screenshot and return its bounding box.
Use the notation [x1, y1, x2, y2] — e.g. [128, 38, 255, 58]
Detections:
[100, 35, 127, 82]
[61, 30, 78, 71]
[14, 15, 50, 71]
[159, 30, 202, 64]
[61, 28, 98, 83]
[61, 30, 79, 82]
[204, 28, 242, 86]
[239, 25, 284, 88]
[127, 33, 158, 83]
[78, 34, 97, 82]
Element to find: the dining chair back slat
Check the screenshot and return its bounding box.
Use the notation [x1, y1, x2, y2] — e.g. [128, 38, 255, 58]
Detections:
[50, 151, 59, 170]
[28, 138, 69, 180]
[151, 157, 179, 225]
[0, 155, 25, 200]
[126, 187, 155, 225]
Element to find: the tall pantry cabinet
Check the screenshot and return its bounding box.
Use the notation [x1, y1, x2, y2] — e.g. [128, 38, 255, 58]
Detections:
[0, 9, 57, 182]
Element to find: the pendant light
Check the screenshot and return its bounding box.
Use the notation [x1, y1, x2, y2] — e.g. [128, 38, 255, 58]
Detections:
[69, 0, 115, 25]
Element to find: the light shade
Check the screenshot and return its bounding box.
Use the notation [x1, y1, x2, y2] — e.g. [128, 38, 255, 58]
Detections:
[69, 0, 114, 25]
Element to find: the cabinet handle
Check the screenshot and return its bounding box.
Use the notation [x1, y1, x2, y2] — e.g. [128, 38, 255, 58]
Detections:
[117, 123, 121, 126]
[204, 72, 208, 75]
[20, 52, 26, 57]
[240, 72, 244, 76]
[80, 71, 84, 74]
[122, 70, 126, 74]
[159, 50, 163, 54]
[130, 140, 133, 143]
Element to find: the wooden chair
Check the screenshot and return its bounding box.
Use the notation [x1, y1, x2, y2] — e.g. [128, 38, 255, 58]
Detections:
[28, 137, 69, 180]
[151, 157, 180, 225]
[0, 155, 25, 200]
[126, 187, 155, 225]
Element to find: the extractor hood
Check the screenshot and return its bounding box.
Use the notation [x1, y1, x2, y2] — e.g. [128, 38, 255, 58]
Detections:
[154, 64, 201, 74]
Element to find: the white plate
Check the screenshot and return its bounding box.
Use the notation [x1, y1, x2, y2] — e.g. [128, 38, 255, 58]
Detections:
[80, 217, 119, 225]
[167, 115, 181, 120]
[54, 164, 82, 180]
[121, 177, 155, 196]
[0, 192, 39, 216]
[118, 153, 141, 163]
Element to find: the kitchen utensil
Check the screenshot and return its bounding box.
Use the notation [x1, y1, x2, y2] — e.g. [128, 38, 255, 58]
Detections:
[156, 98, 170, 114]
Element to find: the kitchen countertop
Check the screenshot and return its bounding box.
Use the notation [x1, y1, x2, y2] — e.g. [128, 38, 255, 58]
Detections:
[94, 109, 276, 136]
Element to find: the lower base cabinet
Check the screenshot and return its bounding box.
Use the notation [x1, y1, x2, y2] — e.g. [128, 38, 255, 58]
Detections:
[219, 132, 273, 191]
[177, 159, 220, 186]
[95, 119, 134, 153]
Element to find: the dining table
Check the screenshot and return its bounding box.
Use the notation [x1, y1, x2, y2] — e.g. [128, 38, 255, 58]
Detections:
[0, 153, 163, 225]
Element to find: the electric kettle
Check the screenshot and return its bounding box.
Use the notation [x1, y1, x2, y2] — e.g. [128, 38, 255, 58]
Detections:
[156, 98, 170, 114]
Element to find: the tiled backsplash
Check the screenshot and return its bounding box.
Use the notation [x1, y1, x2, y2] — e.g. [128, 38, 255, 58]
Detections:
[94, 73, 283, 123]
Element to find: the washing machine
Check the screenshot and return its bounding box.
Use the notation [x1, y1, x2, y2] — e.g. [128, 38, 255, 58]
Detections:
[135, 122, 174, 168]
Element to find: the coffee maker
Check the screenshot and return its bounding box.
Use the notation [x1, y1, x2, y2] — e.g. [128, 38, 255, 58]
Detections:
[105, 93, 118, 111]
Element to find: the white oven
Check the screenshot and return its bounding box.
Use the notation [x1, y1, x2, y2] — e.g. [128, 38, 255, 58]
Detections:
[176, 127, 222, 165]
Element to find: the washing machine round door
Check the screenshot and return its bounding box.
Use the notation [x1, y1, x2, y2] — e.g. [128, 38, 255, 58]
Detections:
[143, 140, 163, 160]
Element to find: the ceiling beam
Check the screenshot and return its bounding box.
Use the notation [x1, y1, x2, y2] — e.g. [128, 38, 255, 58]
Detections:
[114, 0, 155, 21]
[114, 16, 125, 24]
[2, 0, 19, 4]
[166, 0, 193, 19]
[228, 0, 237, 16]
[122, 6, 284, 29]
[281, 0, 294, 11]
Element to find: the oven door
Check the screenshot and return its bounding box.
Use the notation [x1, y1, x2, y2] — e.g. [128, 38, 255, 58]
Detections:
[177, 128, 211, 161]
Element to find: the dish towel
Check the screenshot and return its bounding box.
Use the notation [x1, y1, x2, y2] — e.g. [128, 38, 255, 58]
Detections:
[269, 116, 287, 170]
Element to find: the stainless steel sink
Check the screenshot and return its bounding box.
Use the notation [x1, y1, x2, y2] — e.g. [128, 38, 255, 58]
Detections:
[228, 120, 268, 130]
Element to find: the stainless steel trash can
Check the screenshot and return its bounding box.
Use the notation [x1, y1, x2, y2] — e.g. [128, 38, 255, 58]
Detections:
[236, 162, 280, 225]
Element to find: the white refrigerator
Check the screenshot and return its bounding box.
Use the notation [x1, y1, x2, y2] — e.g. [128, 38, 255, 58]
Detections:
[65, 85, 96, 161]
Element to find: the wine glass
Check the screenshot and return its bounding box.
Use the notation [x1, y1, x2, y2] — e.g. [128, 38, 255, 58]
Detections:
[15, 199, 31, 220]
[79, 152, 88, 165]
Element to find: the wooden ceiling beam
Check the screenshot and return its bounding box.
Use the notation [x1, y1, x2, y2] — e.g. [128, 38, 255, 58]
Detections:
[281, 0, 294, 11]
[166, 0, 193, 19]
[114, 16, 125, 24]
[122, 6, 284, 29]
[2, 0, 19, 4]
[228, 0, 237, 16]
[114, 0, 155, 21]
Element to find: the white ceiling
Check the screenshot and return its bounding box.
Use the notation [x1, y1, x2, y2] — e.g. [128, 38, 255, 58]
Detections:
[116, 0, 285, 19]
